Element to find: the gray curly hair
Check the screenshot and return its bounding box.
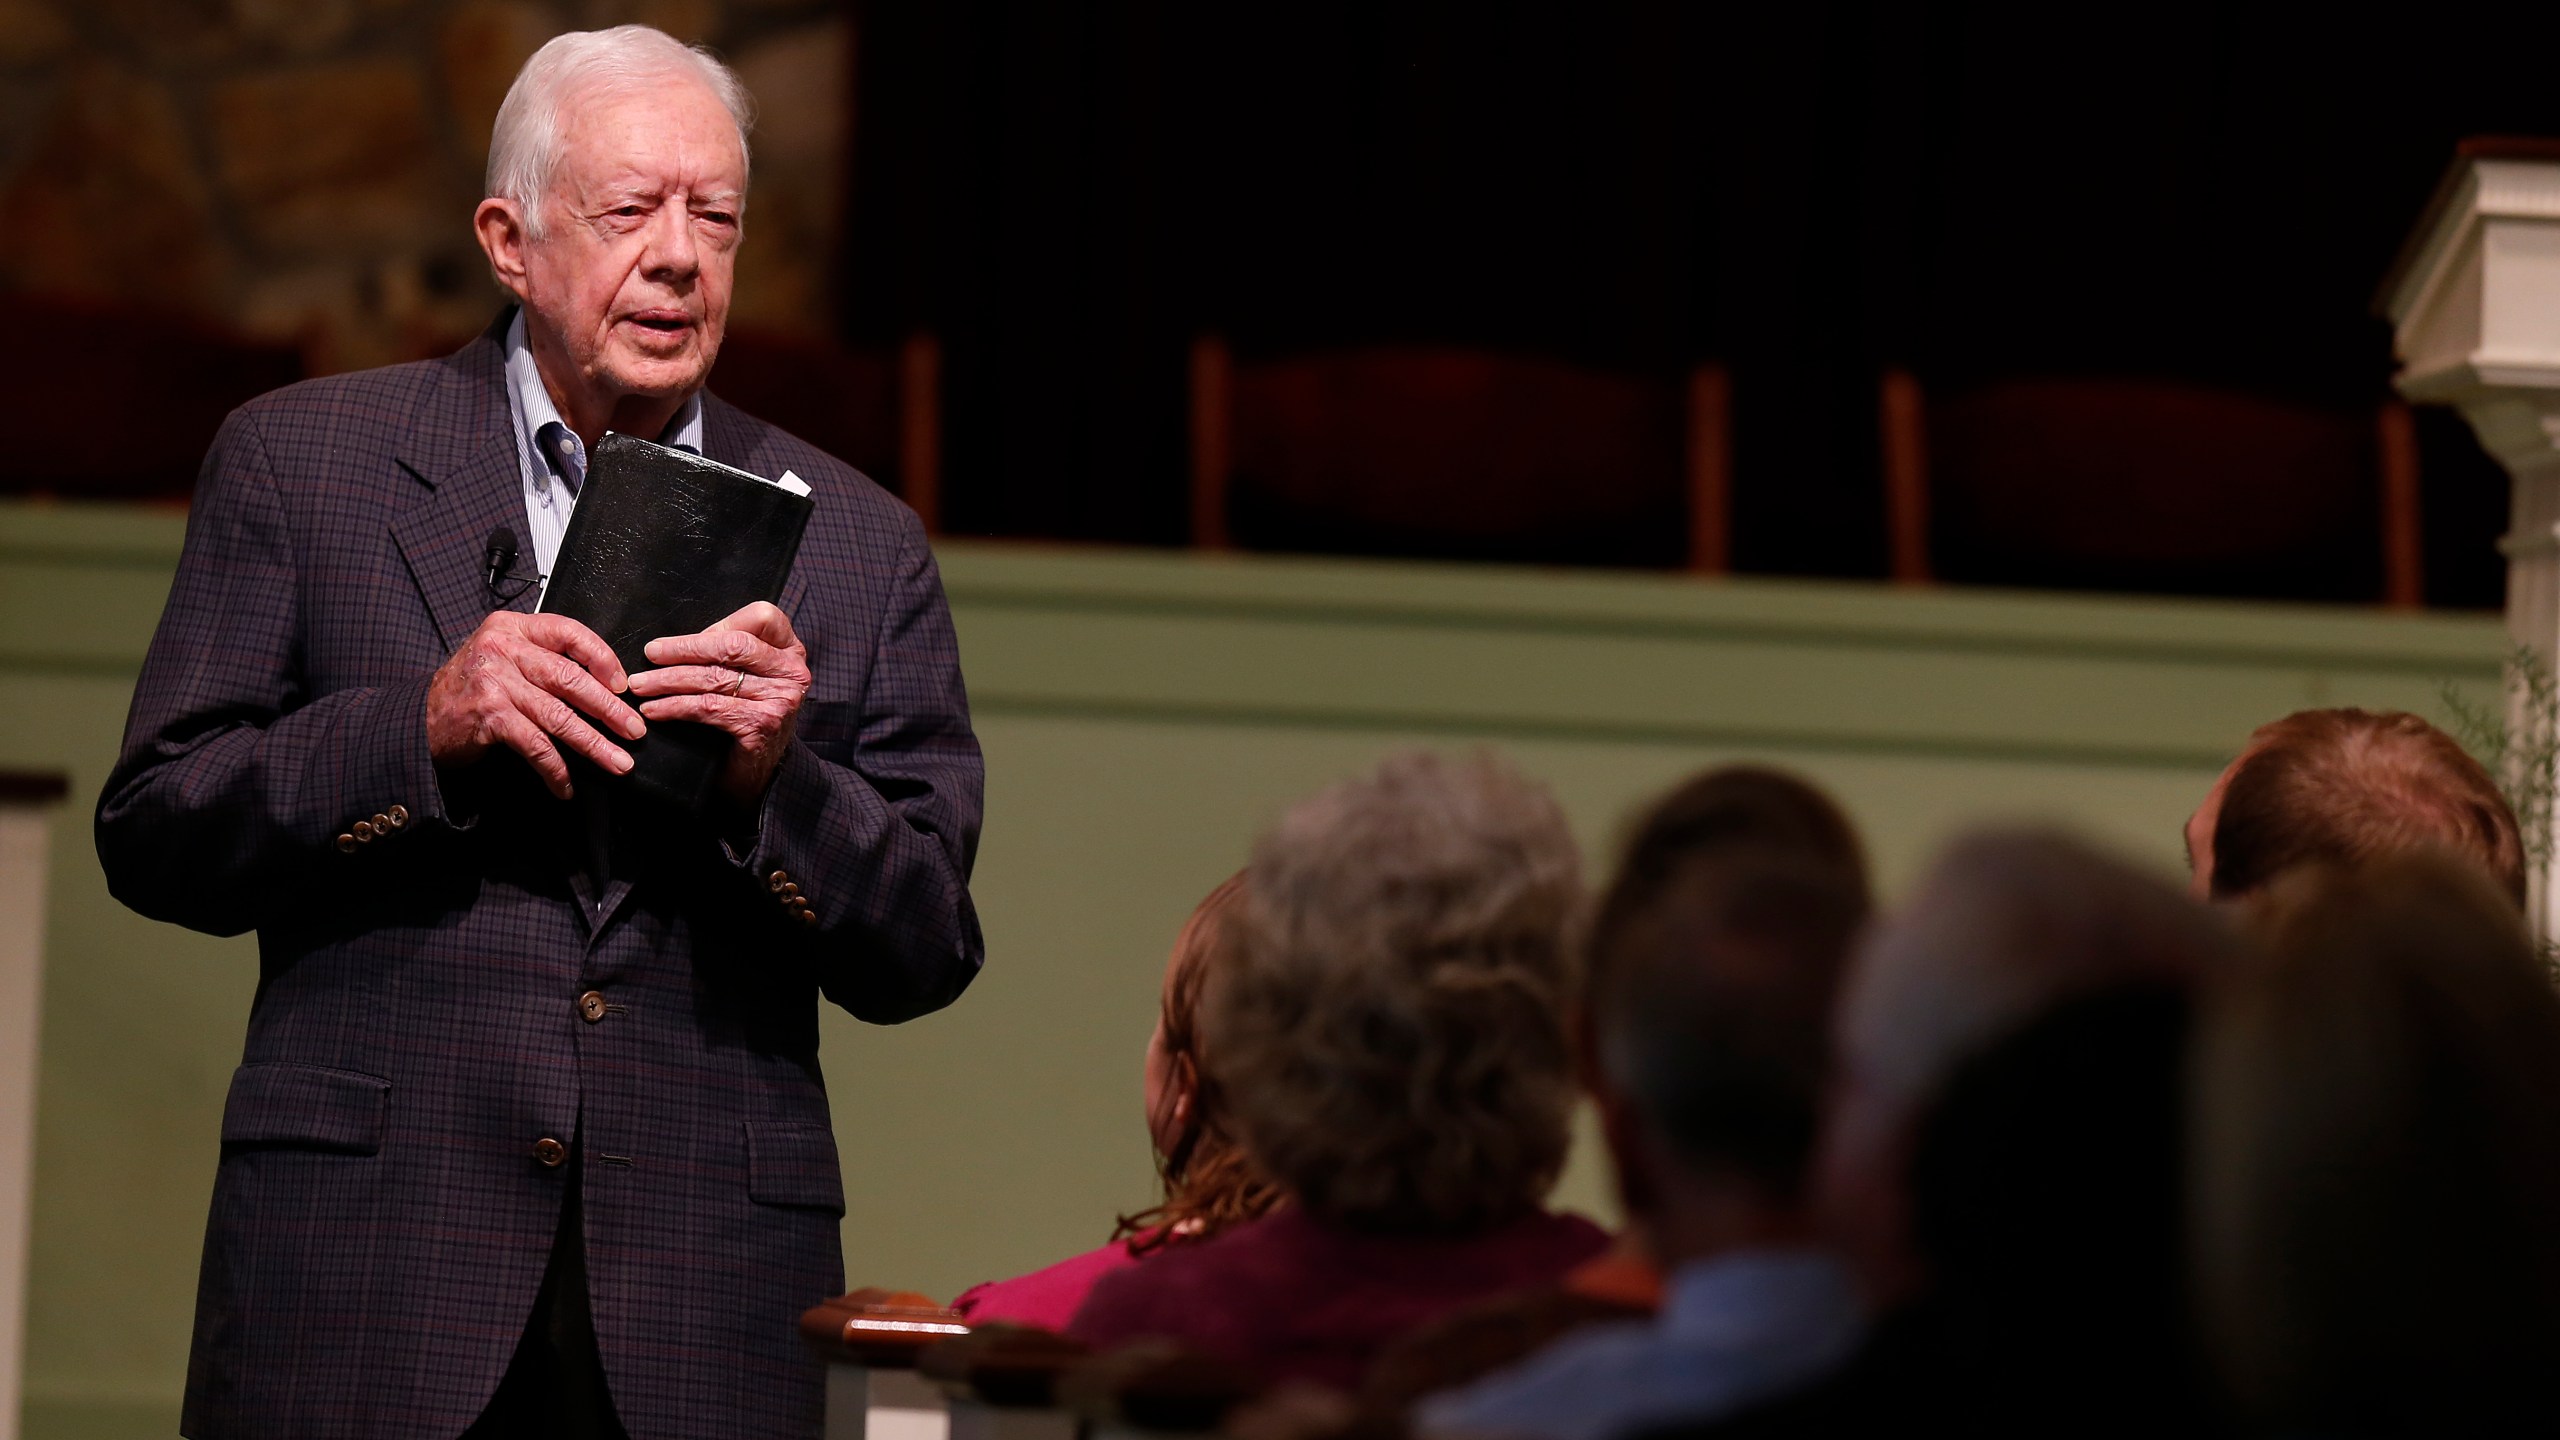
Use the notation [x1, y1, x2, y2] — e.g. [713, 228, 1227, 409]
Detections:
[1206, 750, 1585, 1231]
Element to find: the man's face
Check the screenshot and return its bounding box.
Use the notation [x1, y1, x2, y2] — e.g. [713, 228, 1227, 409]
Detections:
[2185, 755, 2244, 899]
[513, 77, 744, 407]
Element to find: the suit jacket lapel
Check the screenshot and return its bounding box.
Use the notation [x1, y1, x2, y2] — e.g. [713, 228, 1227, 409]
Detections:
[389, 317, 614, 932]
[391, 318, 542, 652]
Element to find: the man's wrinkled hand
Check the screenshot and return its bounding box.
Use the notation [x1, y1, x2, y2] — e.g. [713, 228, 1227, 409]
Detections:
[626, 601, 811, 806]
[426, 611, 644, 800]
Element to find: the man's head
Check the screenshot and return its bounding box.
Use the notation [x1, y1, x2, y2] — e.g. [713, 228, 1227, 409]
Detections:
[1819, 828, 2238, 1301]
[1593, 766, 1868, 943]
[1589, 857, 1867, 1259]
[1583, 766, 1867, 1050]
[473, 26, 752, 431]
[2186, 708, 2524, 909]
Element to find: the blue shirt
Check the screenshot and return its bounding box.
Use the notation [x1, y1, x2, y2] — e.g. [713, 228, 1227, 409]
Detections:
[501, 310, 704, 591]
[1415, 1249, 1864, 1440]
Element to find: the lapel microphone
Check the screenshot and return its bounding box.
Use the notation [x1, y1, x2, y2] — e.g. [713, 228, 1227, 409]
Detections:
[484, 526, 517, 591]
[483, 526, 540, 602]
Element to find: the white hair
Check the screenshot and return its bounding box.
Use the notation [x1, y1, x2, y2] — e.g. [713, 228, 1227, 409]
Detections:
[486, 25, 755, 237]
[1834, 827, 2232, 1132]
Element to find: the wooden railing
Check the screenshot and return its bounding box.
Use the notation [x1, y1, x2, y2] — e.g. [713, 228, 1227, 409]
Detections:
[801, 1274, 1629, 1440]
[802, 1292, 1263, 1440]
[801, 1290, 970, 1440]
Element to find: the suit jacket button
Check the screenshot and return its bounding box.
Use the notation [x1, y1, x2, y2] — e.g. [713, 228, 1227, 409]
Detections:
[386, 804, 410, 828]
[577, 991, 608, 1023]
[352, 820, 376, 842]
[766, 869, 792, 892]
[336, 833, 358, 853]
[371, 812, 393, 831]
[534, 1137, 567, 1167]
[794, 908, 818, 928]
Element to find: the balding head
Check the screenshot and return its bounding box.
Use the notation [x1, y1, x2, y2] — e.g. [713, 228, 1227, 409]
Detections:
[2189, 708, 2523, 909]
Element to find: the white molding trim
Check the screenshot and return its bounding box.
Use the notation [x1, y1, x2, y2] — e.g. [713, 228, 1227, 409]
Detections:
[0, 789, 64, 1440]
[2390, 148, 2560, 939]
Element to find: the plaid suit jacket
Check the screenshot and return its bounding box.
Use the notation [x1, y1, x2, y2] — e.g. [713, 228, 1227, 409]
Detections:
[96, 318, 986, 1440]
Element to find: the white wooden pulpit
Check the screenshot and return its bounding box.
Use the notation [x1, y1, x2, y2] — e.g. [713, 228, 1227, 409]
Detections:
[2384, 138, 2560, 940]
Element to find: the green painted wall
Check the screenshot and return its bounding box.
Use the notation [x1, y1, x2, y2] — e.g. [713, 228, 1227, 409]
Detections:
[0, 498, 2508, 1437]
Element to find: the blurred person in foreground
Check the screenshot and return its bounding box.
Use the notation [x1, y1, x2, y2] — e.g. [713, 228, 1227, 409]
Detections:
[1659, 830, 2239, 1439]
[952, 873, 1280, 1327]
[93, 25, 983, 1439]
[1585, 767, 1870, 953]
[1513, 764, 1870, 1320]
[2184, 707, 2523, 908]
[1413, 854, 1869, 1440]
[2192, 854, 2560, 1435]
[1069, 751, 1609, 1388]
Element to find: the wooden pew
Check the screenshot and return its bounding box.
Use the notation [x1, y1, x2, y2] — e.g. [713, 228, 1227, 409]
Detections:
[802, 1289, 971, 1440]
[919, 1325, 1093, 1440]
[1058, 1340, 1262, 1440]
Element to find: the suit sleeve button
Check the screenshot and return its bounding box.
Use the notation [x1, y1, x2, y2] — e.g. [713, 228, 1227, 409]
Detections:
[766, 869, 792, 892]
[336, 833, 358, 853]
[352, 820, 376, 842]
[577, 991, 608, 1023]
[794, 908, 818, 928]
[534, 1137, 567, 1167]
[386, 804, 410, 828]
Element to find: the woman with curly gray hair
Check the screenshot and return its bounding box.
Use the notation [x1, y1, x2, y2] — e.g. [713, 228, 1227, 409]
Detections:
[1070, 750, 1609, 1388]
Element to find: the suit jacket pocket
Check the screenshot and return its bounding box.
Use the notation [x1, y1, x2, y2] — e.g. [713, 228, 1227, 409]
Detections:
[220, 1063, 390, 1154]
[796, 700, 864, 758]
[745, 1121, 846, 1214]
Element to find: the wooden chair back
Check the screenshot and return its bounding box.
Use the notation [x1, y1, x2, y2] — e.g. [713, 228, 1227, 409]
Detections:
[1879, 371, 2423, 605]
[3, 301, 303, 502]
[1192, 338, 1731, 571]
[712, 330, 944, 531]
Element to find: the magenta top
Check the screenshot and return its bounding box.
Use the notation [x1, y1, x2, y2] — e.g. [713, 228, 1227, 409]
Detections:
[1068, 1206, 1611, 1390]
[951, 1231, 1157, 1331]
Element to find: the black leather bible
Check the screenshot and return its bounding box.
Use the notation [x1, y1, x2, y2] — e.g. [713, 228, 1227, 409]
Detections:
[540, 432, 814, 814]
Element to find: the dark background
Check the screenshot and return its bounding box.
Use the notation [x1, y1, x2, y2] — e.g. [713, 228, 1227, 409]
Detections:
[9, 1, 2553, 609]
[840, 1, 2556, 607]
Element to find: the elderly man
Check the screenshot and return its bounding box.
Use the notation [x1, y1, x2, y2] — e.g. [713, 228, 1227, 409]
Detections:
[95, 26, 982, 1440]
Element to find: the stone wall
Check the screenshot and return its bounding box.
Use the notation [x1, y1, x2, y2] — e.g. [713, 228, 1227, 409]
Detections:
[0, 0, 849, 373]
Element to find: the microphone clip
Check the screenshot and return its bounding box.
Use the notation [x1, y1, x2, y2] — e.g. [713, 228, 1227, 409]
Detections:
[483, 525, 544, 603]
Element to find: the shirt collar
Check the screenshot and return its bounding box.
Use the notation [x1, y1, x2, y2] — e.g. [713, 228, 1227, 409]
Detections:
[663, 387, 705, 453]
[503, 310, 706, 494]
